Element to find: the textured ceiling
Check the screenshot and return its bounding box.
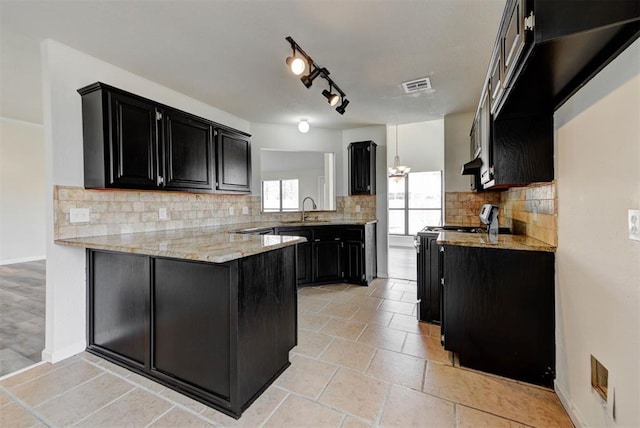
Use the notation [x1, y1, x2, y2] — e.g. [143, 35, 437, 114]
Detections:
[0, 0, 505, 128]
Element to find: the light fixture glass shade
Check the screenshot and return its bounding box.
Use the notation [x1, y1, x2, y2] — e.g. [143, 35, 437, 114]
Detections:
[298, 120, 310, 133]
[286, 56, 306, 75]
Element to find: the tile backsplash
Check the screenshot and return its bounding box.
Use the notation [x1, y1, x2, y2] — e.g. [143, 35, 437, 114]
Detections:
[54, 186, 376, 240]
[444, 182, 557, 246]
[444, 192, 501, 226]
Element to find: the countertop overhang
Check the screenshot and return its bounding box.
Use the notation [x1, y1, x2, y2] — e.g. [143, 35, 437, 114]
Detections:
[55, 220, 377, 263]
[436, 231, 556, 252]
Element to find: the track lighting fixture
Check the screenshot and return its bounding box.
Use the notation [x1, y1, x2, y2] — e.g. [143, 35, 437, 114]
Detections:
[285, 36, 349, 114]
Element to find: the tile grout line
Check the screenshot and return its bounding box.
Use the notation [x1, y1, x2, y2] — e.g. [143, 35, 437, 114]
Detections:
[70, 387, 138, 427]
[0, 382, 58, 428]
[142, 404, 176, 428]
[257, 390, 291, 428]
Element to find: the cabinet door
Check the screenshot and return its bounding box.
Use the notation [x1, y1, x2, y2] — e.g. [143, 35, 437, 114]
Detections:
[108, 91, 159, 188]
[343, 241, 364, 284]
[478, 88, 492, 186]
[488, 48, 503, 114]
[216, 129, 251, 192]
[276, 228, 313, 285]
[348, 142, 376, 195]
[153, 259, 231, 398]
[502, 0, 526, 89]
[164, 110, 214, 191]
[89, 251, 148, 367]
[313, 241, 342, 283]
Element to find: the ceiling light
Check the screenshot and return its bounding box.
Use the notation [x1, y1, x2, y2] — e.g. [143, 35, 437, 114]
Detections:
[285, 36, 349, 114]
[286, 56, 306, 75]
[322, 88, 340, 106]
[298, 120, 310, 133]
[335, 98, 349, 115]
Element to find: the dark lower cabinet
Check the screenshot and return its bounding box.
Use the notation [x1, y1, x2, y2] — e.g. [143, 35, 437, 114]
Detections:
[343, 241, 363, 283]
[153, 259, 230, 398]
[275, 228, 312, 285]
[273, 223, 376, 286]
[89, 251, 148, 366]
[313, 241, 342, 283]
[86, 247, 297, 418]
[416, 233, 441, 324]
[441, 245, 555, 387]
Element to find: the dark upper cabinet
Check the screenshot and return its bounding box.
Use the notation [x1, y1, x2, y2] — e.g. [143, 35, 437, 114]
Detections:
[348, 141, 376, 195]
[216, 129, 251, 193]
[469, 0, 639, 190]
[78, 82, 251, 193]
[164, 109, 214, 191]
[108, 91, 159, 189]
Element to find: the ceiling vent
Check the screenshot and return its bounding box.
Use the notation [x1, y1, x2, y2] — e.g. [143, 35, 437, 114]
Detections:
[402, 77, 432, 94]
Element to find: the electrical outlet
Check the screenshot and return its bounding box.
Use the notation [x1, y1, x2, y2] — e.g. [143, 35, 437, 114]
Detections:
[229, 206, 234, 215]
[242, 206, 249, 215]
[356, 205, 361, 213]
[70, 207, 90, 223]
[159, 207, 168, 220]
[629, 209, 640, 241]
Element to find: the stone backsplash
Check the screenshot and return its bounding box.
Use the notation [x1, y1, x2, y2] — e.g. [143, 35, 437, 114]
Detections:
[444, 182, 557, 246]
[444, 192, 501, 226]
[54, 186, 376, 240]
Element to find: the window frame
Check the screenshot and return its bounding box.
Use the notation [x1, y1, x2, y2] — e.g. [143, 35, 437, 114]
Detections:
[388, 171, 443, 236]
[261, 179, 299, 212]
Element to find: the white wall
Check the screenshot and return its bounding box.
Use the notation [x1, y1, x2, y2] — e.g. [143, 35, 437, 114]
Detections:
[250, 123, 344, 197]
[41, 40, 250, 362]
[444, 112, 474, 192]
[0, 118, 46, 264]
[387, 120, 445, 173]
[554, 40, 639, 427]
[342, 126, 388, 278]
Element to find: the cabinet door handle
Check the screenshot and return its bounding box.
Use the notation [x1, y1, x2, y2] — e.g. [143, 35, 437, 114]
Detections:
[157, 175, 164, 186]
[334, 237, 340, 241]
[314, 239, 320, 242]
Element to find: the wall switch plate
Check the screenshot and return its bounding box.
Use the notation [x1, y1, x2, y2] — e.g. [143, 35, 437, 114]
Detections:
[159, 207, 168, 220]
[356, 205, 361, 213]
[69, 207, 90, 223]
[629, 210, 639, 241]
[242, 206, 249, 215]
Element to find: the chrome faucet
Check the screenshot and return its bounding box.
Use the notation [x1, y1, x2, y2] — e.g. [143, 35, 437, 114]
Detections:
[301, 197, 317, 222]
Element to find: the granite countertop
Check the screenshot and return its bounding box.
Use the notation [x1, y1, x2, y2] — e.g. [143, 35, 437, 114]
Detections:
[436, 231, 556, 252]
[55, 220, 377, 263]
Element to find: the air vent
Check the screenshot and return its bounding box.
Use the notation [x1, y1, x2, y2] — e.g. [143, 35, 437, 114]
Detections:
[402, 77, 432, 93]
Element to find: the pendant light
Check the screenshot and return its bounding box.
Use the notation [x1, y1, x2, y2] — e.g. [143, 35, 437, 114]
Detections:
[388, 125, 411, 179]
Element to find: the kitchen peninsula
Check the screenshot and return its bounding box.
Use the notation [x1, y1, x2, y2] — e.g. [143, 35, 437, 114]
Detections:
[56, 225, 305, 418]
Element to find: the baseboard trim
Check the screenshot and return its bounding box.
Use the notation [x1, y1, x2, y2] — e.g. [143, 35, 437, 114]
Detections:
[555, 380, 585, 428]
[41, 342, 86, 364]
[0, 256, 46, 266]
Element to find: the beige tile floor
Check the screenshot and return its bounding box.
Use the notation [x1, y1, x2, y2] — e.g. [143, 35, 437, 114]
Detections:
[0, 278, 573, 427]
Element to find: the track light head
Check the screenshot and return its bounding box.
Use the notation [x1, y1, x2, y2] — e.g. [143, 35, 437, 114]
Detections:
[335, 98, 350, 115]
[322, 89, 340, 106]
[301, 67, 321, 88]
[286, 56, 306, 75]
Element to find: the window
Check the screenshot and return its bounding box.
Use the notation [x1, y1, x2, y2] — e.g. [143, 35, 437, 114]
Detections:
[388, 171, 442, 235]
[262, 179, 299, 212]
